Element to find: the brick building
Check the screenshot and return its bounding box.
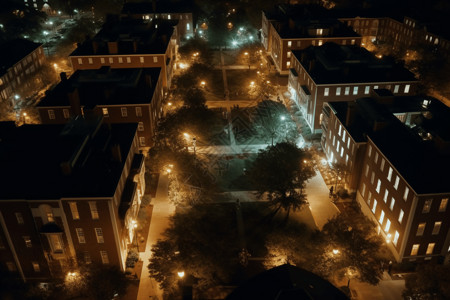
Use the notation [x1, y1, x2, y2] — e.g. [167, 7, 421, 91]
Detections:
[0, 39, 45, 105]
[121, 1, 194, 39]
[37, 67, 163, 149]
[289, 43, 417, 133]
[0, 119, 145, 281]
[321, 91, 450, 262]
[69, 17, 178, 90]
[261, 4, 361, 74]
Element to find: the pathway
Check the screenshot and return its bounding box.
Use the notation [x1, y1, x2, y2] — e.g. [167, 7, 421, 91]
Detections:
[136, 174, 175, 300]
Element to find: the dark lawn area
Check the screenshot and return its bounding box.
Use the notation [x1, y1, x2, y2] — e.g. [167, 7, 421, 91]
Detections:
[212, 153, 257, 192]
[226, 69, 258, 100]
[203, 69, 225, 100]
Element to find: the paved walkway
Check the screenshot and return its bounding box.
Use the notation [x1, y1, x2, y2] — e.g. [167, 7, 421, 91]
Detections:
[136, 174, 175, 300]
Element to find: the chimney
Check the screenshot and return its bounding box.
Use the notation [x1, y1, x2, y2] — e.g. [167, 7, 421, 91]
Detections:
[60, 72, 67, 82]
[107, 41, 118, 54]
[68, 88, 82, 116]
[92, 40, 99, 54]
[111, 144, 122, 162]
[345, 102, 356, 127]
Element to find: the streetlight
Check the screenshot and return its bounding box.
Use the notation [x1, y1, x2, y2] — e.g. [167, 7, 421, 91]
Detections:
[131, 220, 138, 249]
[200, 81, 206, 88]
[22, 112, 27, 124]
[332, 249, 340, 255]
[177, 271, 185, 279]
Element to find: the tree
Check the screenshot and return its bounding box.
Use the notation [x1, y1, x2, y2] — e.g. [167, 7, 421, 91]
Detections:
[183, 88, 207, 108]
[247, 142, 315, 219]
[403, 263, 450, 300]
[84, 264, 129, 300]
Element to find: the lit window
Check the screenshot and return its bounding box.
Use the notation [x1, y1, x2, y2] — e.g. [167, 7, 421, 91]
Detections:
[48, 110, 55, 120]
[338, 125, 342, 136]
[101, 58, 105, 64]
[345, 87, 350, 95]
[353, 86, 358, 95]
[140, 57, 144, 63]
[351, 39, 355, 45]
[393, 231, 399, 245]
[324, 88, 329, 96]
[365, 165, 369, 177]
[49, 234, 62, 253]
[404, 84, 410, 93]
[89, 202, 99, 220]
[432, 221, 442, 235]
[139, 137, 146, 146]
[286, 61, 290, 68]
[367, 191, 372, 205]
[76, 228, 85, 243]
[376, 179, 381, 193]
[364, 86, 370, 94]
[168, 14, 171, 20]
[317, 28, 323, 35]
[88, 58, 93, 64]
[63, 109, 70, 119]
[187, 23, 190, 30]
[100, 251, 109, 264]
[374, 85, 379, 89]
[439, 198, 448, 212]
[368, 145, 372, 157]
[393, 85, 399, 93]
[318, 40, 323, 46]
[84, 252, 92, 264]
[347, 138, 350, 149]
[109, 57, 113, 63]
[288, 41, 292, 47]
[394, 176, 399, 189]
[383, 189, 389, 203]
[371, 172, 375, 184]
[403, 187, 409, 201]
[336, 141, 340, 152]
[336, 87, 341, 96]
[374, 152, 379, 164]
[332, 136, 335, 146]
[121, 107, 128, 117]
[398, 209, 404, 223]
[102, 108, 109, 117]
[118, 57, 123, 63]
[32, 262, 40, 272]
[15, 212, 24, 224]
[379, 210, 385, 224]
[422, 199, 432, 213]
[95, 228, 104, 243]
[390, 198, 395, 210]
[387, 167, 393, 181]
[372, 199, 377, 213]
[153, 57, 158, 63]
[127, 57, 131, 63]
[361, 183, 366, 197]
[69, 202, 80, 220]
[343, 130, 346, 141]
[411, 244, 419, 256]
[416, 223, 426, 236]
[77, 58, 83, 65]
[138, 122, 144, 131]
[23, 236, 32, 247]
[385, 219, 391, 232]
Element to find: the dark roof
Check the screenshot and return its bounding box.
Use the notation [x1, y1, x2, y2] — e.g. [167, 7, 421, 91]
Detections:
[122, 1, 193, 14]
[38, 67, 161, 108]
[329, 93, 450, 194]
[0, 119, 137, 200]
[0, 39, 42, 76]
[70, 18, 176, 56]
[226, 264, 349, 300]
[292, 43, 417, 84]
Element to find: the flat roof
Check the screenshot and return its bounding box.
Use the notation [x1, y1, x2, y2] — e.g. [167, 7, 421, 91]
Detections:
[121, 1, 193, 14]
[0, 39, 42, 77]
[38, 67, 161, 108]
[292, 43, 417, 84]
[0, 120, 137, 200]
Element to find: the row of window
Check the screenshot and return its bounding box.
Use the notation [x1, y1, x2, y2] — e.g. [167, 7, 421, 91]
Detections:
[77, 56, 159, 65]
[324, 84, 411, 97]
[286, 38, 356, 48]
[69, 201, 99, 220]
[47, 107, 144, 120]
[416, 221, 442, 236]
[75, 227, 104, 244]
[410, 243, 435, 256]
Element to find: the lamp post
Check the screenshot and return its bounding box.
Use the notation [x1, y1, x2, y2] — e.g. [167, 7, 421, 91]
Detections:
[131, 220, 138, 249]
[183, 133, 197, 156]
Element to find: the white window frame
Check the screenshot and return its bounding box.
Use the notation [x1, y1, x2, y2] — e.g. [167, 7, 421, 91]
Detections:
[353, 86, 358, 95]
[95, 228, 104, 243]
[76, 228, 86, 243]
[379, 210, 385, 224]
[100, 251, 109, 264]
[102, 107, 109, 117]
[324, 88, 329, 96]
[135, 107, 142, 117]
[394, 176, 400, 190]
[153, 57, 158, 63]
[432, 221, 441, 235]
[138, 122, 144, 131]
[393, 231, 399, 245]
[376, 179, 381, 193]
[336, 87, 341, 96]
[121, 107, 128, 117]
[15, 212, 24, 224]
[69, 202, 80, 220]
[372, 199, 377, 213]
[63, 109, 70, 119]
[439, 198, 448, 212]
[48, 110, 55, 120]
[344, 87, 350, 95]
[398, 209, 404, 223]
[89, 202, 99, 220]
[364, 86, 370, 94]
[390, 198, 395, 211]
[387, 167, 393, 181]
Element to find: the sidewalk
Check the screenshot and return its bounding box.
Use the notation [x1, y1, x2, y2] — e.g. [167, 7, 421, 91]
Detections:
[136, 174, 176, 300]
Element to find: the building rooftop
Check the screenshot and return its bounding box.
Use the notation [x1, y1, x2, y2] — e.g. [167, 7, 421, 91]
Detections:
[329, 91, 450, 194]
[38, 67, 161, 108]
[121, 1, 193, 14]
[70, 17, 176, 56]
[0, 39, 42, 77]
[0, 120, 137, 200]
[292, 43, 417, 84]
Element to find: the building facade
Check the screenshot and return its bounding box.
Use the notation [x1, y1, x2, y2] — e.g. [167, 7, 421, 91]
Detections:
[288, 43, 418, 133]
[37, 67, 163, 149]
[320, 92, 450, 263]
[0, 120, 145, 281]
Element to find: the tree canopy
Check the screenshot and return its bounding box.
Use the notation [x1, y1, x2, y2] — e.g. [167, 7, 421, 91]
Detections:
[403, 263, 450, 300]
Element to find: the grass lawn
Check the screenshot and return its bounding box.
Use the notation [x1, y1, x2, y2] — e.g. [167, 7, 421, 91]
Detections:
[226, 69, 259, 100]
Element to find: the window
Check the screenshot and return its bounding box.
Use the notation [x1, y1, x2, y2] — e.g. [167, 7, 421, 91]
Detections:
[49, 234, 63, 253]
[367, 191, 372, 205]
[76, 228, 85, 243]
[118, 57, 123, 63]
[365, 165, 369, 177]
[69, 202, 80, 220]
[353, 86, 358, 95]
[411, 244, 419, 256]
[390, 198, 395, 211]
[375, 152, 379, 164]
[376, 179, 381, 193]
[287, 41, 292, 47]
[324, 88, 329, 96]
[153, 57, 158, 63]
[342, 40, 346, 45]
[372, 199, 377, 213]
[15, 212, 24, 224]
[393, 85, 399, 93]
[297, 41, 301, 47]
[135, 107, 142, 117]
[126, 57, 131, 63]
[32, 262, 40, 272]
[63, 109, 70, 119]
[6, 262, 16, 272]
[439, 198, 448, 212]
[403, 187, 409, 201]
[101, 57, 105, 64]
[139, 137, 146, 146]
[387, 167, 393, 181]
[186, 23, 190, 30]
[336, 141, 340, 152]
[77, 58, 83, 65]
[140, 57, 144, 63]
[336, 87, 341, 96]
[351, 39, 355, 45]
[138, 122, 144, 131]
[383, 190, 389, 203]
[416, 223, 426, 236]
[394, 176, 400, 189]
[332, 136, 336, 146]
[342, 131, 346, 142]
[361, 183, 366, 197]
[364, 86, 370, 94]
[398, 209, 404, 223]
[100, 251, 109, 264]
[423, 199, 432, 213]
[432, 221, 442, 235]
[371, 172, 375, 184]
[403, 84, 411, 94]
[374, 85, 379, 89]
[48, 110, 55, 120]
[287, 52, 291, 58]
[109, 57, 113, 63]
[286, 61, 290, 68]
[344, 87, 350, 95]
[89, 202, 99, 219]
[393, 231, 399, 246]
[426, 243, 435, 255]
[84, 252, 92, 264]
[318, 40, 323, 46]
[385, 219, 391, 232]
[23, 236, 32, 247]
[317, 28, 323, 35]
[95, 228, 104, 243]
[88, 58, 93, 64]
[121, 107, 128, 117]
[379, 210, 385, 224]
[338, 125, 342, 136]
[102, 107, 109, 117]
[368, 145, 372, 157]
